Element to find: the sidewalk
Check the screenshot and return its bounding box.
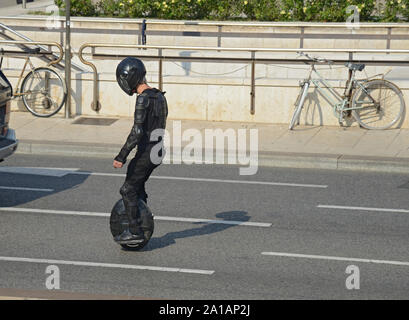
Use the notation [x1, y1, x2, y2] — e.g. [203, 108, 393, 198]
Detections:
[0, 0, 55, 16]
[9, 112, 409, 173]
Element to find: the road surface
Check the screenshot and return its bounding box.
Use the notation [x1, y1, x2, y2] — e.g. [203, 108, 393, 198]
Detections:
[0, 154, 408, 299]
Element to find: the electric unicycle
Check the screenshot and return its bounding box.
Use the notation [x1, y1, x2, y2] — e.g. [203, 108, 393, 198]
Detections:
[110, 199, 154, 250]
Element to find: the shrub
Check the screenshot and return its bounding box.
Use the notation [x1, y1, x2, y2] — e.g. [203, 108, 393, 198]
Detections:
[54, 0, 407, 22]
[55, 0, 96, 17]
[381, 0, 409, 22]
[151, 0, 210, 20]
[243, 0, 280, 21]
[280, 0, 377, 22]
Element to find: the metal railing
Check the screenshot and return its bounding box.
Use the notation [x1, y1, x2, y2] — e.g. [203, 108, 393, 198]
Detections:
[141, 20, 409, 50]
[0, 22, 85, 72]
[0, 39, 63, 67]
[135, 19, 409, 28]
[2, 16, 409, 51]
[5, 15, 409, 27]
[79, 43, 409, 114]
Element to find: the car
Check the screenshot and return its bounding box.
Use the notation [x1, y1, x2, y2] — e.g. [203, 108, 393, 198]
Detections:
[0, 69, 18, 162]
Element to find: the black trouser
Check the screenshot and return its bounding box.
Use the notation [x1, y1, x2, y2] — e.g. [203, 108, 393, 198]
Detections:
[120, 143, 160, 213]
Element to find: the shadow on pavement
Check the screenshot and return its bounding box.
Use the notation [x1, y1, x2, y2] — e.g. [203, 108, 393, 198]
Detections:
[143, 210, 249, 251]
[398, 181, 409, 189]
[0, 170, 89, 207]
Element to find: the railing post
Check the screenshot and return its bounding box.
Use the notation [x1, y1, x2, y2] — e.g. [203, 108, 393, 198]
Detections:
[92, 72, 100, 111]
[65, 0, 71, 118]
[217, 25, 222, 50]
[158, 48, 163, 91]
[386, 27, 392, 55]
[250, 51, 255, 115]
[142, 19, 147, 45]
[300, 27, 304, 49]
[78, 44, 100, 112]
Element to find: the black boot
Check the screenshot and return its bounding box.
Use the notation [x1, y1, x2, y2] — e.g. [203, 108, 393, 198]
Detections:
[115, 204, 145, 244]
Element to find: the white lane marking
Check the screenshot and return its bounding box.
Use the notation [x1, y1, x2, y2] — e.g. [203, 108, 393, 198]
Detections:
[318, 204, 409, 214]
[0, 186, 53, 192]
[73, 171, 125, 177]
[72, 171, 327, 189]
[0, 256, 214, 275]
[0, 207, 108, 217]
[0, 166, 328, 188]
[155, 216, 272, 227]
[151, 175, 327, 189]
[0, 207, 272, 227]
[261, 252, 409, 267]
[0, 167, 79, 177]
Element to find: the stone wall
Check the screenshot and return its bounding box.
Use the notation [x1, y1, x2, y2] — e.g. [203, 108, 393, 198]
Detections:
[1, 16, 409, 127]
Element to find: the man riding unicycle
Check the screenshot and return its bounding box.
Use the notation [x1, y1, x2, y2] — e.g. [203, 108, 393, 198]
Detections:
[113, 57, 168, 245]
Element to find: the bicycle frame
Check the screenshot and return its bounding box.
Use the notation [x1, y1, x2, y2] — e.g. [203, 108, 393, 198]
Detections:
[306, 65, 347, 111]
[12, 55, 36, 97]
[7, 55, 51, 98]
[302, 63, 375, 122]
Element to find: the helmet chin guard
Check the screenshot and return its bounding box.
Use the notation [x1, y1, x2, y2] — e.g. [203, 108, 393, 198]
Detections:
[116, 57, 147, 96]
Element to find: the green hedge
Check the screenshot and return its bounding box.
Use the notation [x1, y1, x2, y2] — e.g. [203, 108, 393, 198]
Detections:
[54, 0, 409, 22]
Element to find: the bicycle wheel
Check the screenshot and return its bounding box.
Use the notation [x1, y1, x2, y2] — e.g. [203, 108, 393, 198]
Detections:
[21, 67, 67, 117]
[289, 82, 309, 130]
[351, 79, 404, 130]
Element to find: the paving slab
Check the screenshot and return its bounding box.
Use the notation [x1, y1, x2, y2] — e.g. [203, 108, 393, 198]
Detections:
[349, 129, 402, 157]
[384, 130, 409, 157]
[269, 126, 323, 152]
[304, 126, 366, 154]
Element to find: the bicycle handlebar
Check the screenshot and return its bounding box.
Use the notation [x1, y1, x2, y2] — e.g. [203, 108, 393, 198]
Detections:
[297, 51, 334, 65]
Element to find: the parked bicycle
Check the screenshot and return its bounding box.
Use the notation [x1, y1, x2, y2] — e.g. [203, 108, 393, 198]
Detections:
[0, 47, 67, 117]
[289, 52, 405, 130]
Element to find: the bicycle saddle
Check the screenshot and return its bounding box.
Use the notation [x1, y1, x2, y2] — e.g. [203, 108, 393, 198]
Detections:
[23, 47, 41, 54]
[345, 62, 365, 72]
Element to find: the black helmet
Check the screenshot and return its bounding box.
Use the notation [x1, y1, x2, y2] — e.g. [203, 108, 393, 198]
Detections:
[116, 57, 146, 96]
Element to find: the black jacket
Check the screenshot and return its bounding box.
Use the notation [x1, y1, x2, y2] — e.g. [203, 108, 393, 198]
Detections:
[115, 88, 168, 164]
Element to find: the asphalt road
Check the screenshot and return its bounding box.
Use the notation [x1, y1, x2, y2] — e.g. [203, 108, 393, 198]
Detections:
[0, 154, 408, 299]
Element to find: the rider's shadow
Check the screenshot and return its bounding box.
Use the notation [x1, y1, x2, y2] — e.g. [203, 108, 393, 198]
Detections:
[144, 211, 249, 251]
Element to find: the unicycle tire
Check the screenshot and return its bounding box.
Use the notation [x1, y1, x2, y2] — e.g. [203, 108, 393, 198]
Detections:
[110, 199, 154, 251]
